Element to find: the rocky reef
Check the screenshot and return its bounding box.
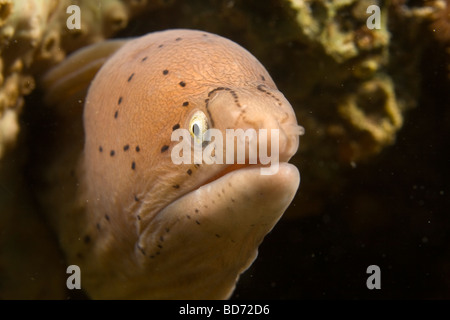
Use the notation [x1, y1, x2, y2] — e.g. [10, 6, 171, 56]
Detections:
[0, 0, 448, 299]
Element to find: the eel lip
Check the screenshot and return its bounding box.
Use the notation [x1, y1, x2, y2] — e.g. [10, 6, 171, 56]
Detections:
[171, 161, 299, 209]
[150, 161, 298, 224]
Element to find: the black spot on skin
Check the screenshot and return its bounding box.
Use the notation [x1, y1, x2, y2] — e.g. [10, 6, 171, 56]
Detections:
[158, 44, 164, 48]
[136, 146, 140, 152]
[215, 234, 221, 238]
[187, 169, 192, 175]
[96, 223, 101, 230]
[231, 198, 235, 202]
[150, 255, 155, 259]
[196, 220, 200, 225]
[195, 209, 199, 213]
[186, 215, 191, 219]
[137, 215, 141, 220]
[118, 97, 122, 105]
[128, 73, 134, 82]
[261, 75, 266, 81]
[175, 37, 182, 41]
[114, 110, 118, 119]
[160, 236, 164, 242]
[203, 34, 208, 37]
[257, 84, 283, 106]
[84, 235, 91, 244]
[182, 101, 189, 107]
[257, 85, 267, 92]
[124, 145, 129, 151]
[207, 87, 241, 108]
[131, 161, 136, 170]
[157, 244, 163, 249]
[163, 69, 169, 75]
[165, 228, 170, 233]
[99, 146, 103, 152]
[134, 195, 139, 202]
[105, 214, 110, 221]
[179, 81, 186, 87]
[110, 150, 115, 157]
[141, 56, 148, 62]
[173, 184, 180, 189]
[161, 145, 169, 153]
[230, 90, 240, 107]
[172, 124, 180, 131]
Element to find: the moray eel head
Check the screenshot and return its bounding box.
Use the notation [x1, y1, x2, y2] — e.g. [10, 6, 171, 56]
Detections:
[47, 29, 303, 299]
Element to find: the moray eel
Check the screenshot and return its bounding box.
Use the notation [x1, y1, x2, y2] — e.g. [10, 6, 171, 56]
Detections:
[42, 29, 303, 299]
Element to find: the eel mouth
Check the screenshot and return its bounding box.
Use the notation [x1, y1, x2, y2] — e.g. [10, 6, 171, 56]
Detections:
[152, 161, 301, 239]
[145, 124, 301, 224]
[168, 161, 294, 211]
[148, 161, 293, 226]
[136, 161, 300, 299]
[199, 163, 257, 187]
[197, 137, 299, 188]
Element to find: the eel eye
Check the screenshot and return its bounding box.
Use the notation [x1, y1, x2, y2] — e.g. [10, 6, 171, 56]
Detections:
[188, 111, 209, 145]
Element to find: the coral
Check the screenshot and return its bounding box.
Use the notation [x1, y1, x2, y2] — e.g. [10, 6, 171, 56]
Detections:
[289, 0, 389, 62]
[284, 0, 399, 164]
[336, 76, 403, 161]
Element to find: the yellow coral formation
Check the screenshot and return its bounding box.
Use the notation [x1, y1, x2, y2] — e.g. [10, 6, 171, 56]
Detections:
[284, 0, 403, 164]
[337, 76, 403, 161]
[289, 0, 388, 62]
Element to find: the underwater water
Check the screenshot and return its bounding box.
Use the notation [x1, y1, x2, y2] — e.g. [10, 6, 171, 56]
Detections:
[0, 0, 449, 300]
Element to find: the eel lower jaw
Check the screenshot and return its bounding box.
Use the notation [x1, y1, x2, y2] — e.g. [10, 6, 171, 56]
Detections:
[196, 144, 299, 189]
[93, 163, 301, 299]
[160, 161, 300, 223]
[136, 162, 300, 299]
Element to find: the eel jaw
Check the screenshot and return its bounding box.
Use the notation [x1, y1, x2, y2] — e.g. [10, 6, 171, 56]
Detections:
[132, 162, 300, 300]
